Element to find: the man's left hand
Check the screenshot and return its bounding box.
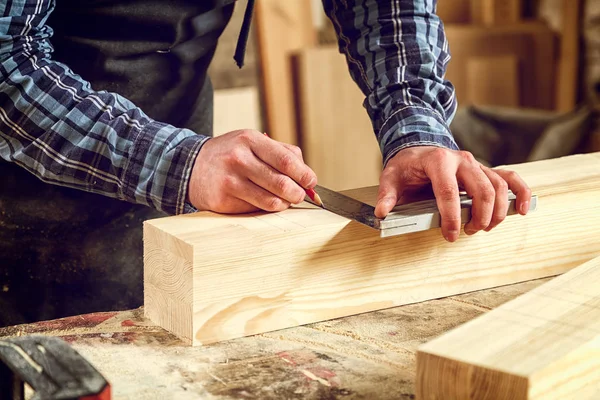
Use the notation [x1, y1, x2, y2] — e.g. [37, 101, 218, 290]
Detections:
[375, 146, 532, 242]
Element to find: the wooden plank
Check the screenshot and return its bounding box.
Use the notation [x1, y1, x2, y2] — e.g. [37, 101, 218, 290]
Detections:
[436, 0, 472, 24]
[466, 55, 520, 107]
[143, 152, 600, 346]
[254, 0, 316, 145]
[471, 0, 522, 25]
[294, 47, 382, 191]
[213, 87, 262, 136]
[416, 256, 600, 400]
[445, 23, 556, 110]
[556, 0, 583, 112]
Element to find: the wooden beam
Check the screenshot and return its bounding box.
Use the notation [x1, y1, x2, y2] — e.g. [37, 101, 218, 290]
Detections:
[294, 47, 382, 191]
[444, 23, 556, 110]
[556, 0, 583, 113]
[213, 87, 262, 135]
[466, 55, 520, 107]
[254, 0, 316, 145]
[416, 255, 600, 400]
[144, 153, 600, 346]
[471, 0, 522, 25]
[436, 0, 472, 24]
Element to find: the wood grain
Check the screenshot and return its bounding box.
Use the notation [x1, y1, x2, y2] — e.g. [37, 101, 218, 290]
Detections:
[254, 0, 316, 145]
[466, 56, 520, 107]
[436, 0, 472, 24]
[556, 0, 583, 112]
[213, 87, 262, 136]
[471, 0, 522, 25]
[294, 47, 382, 191]
[416, 255, 600, 400]
[144, 153, 600, 346]
[445, 23, 556, 110]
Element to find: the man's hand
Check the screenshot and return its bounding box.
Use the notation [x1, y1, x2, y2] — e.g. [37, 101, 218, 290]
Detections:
[375, 146, 532, 242]
[187, 129, 317, 214]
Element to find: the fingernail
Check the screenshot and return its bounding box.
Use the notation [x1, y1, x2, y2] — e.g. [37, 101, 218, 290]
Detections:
[445, 230, 459, 242]
[520, 201, 530, 214]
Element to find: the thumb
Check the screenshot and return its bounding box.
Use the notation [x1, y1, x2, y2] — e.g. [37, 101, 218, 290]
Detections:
[375, 173, 401, 219]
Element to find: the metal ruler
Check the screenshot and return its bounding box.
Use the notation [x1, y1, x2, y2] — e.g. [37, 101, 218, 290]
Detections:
[305, 185, 538, 238]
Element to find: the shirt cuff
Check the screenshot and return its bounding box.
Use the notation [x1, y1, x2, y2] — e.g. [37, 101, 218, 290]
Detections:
[120, 120, 209, 215]
[378, 105, 459, 166]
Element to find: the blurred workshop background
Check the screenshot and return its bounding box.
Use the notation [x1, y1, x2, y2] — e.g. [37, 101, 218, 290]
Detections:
[210, 0, 597, 191]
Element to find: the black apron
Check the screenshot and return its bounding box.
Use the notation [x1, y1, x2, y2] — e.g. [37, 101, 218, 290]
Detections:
[0, 0, 242, 326]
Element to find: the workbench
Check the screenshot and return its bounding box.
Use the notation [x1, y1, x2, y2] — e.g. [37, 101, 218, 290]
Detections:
[0, 278, 549, 399]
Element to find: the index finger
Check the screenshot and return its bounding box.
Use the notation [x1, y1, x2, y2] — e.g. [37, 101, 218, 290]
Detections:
[251, 137, 317, 189]
[426, 162, 461, 242]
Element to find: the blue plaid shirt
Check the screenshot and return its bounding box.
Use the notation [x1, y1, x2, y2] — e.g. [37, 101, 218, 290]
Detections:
[0, 0, 458, 215]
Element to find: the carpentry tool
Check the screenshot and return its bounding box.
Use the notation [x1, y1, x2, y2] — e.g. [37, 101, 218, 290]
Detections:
[0, 336, 111, 399]
[305, 185, 538, 238]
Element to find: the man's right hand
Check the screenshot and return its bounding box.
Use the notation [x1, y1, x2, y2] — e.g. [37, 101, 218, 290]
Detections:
[187, 129, 317, 214]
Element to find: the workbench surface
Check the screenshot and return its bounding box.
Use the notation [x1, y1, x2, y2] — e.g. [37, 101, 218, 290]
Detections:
[0, 278, 548, 399]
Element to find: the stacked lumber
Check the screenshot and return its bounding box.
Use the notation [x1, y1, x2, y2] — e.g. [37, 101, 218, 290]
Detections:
[143, 152, 600, 346]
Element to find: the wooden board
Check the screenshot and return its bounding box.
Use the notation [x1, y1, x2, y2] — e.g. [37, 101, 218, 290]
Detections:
[143, 152, 600, 346]
[416, 255, 600, 400]
[436, 0, 472, 24]
[254, 0, 316, 145]
[466, 55, 520, 107]
[213, 87, 262, 136]
[445, 23, 556, 110]
[556, 0, 583, 112]
[471, 0, 522, 25]
[294, 47, 382, 191]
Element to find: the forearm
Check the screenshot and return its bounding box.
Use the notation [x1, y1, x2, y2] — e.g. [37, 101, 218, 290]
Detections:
[322, 0, 459, 164]
[0, 1, 206, 214]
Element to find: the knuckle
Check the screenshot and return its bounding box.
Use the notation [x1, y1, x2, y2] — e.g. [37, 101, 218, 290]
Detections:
[494, 213, 506, 224]
[237, 129, 255, 143]
[276, 176, 292, 193]
[470, 217, 487, 230]
[460, 150, 476, 163]
[277, 153, 294, 171]
[265, 197, 285, 212]
[438, 185, 458, 201]
[291, 145, 303, 158]
[446, 216, 462, 227]
[505, 170, 519, 181]
[431, 147, 449, 161]
[221, 175, 237, 190]
[299, 170, 315, 187]
[496, 179, 509, 192]
[480, 187, 495, 203]
[227, 148, 246, 167]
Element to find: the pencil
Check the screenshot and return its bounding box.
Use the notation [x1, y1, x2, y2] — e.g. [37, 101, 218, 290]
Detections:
[263, 132, 325, 208]
[305, 187, 325, 208]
